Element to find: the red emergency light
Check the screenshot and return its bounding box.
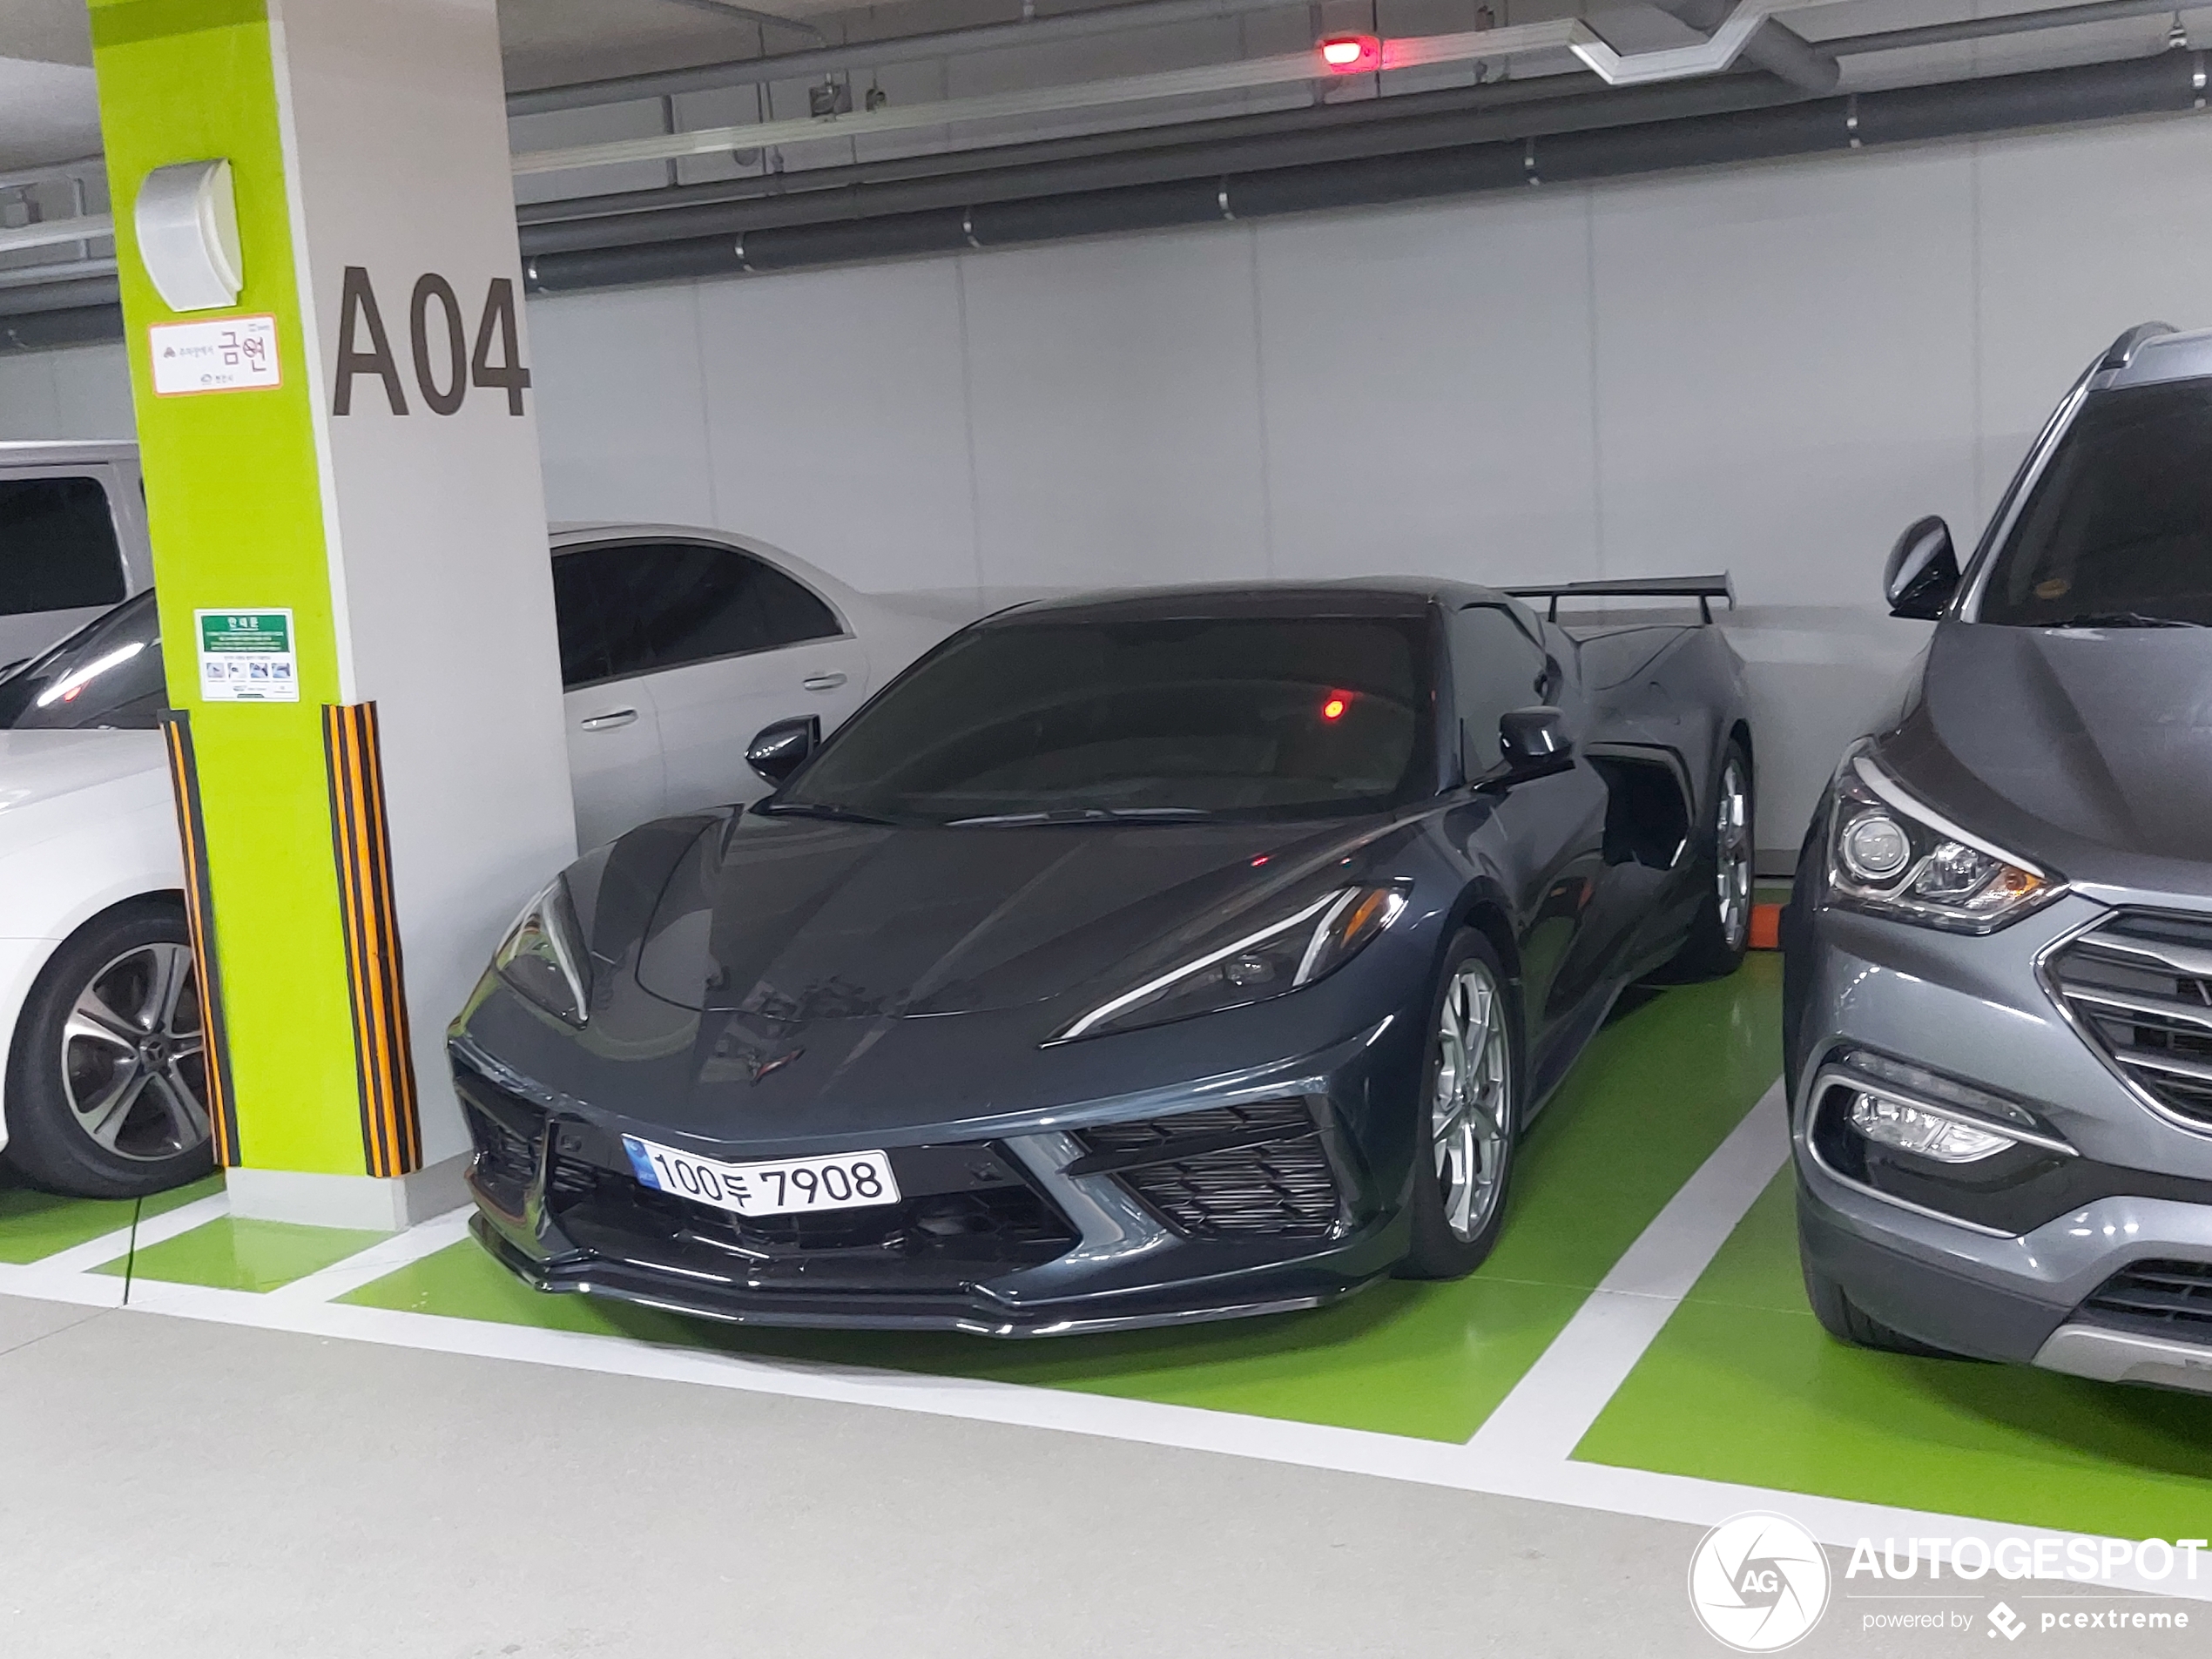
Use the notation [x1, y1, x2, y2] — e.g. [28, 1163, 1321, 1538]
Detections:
[1319, 34, 1381, 73]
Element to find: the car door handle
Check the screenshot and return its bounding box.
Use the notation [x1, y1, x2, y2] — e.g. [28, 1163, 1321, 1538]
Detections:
[579, 709, 638, 732]
[802, 672, 847, 692]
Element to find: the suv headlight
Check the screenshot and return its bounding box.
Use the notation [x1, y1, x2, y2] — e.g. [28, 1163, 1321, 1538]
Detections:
[1824, 746, 2063, 934]
[1057, 882, 1408, 1042]
[493, 875, 591, 1025]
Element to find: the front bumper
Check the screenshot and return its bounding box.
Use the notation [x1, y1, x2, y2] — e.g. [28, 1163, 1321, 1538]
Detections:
[1788, 895, 2212, 1388]
[449, 1016, 1418, 1338]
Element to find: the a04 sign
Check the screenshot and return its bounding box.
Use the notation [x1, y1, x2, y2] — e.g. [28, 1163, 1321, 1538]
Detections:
[331, 266, 529, 417]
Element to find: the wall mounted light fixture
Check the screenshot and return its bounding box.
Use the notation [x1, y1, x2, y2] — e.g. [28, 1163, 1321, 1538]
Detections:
[134, 158, 243, 312]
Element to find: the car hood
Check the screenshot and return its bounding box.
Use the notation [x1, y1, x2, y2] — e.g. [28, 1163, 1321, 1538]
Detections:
[624, 810, 1408, 1022]
[1882, 622, 2212, 898]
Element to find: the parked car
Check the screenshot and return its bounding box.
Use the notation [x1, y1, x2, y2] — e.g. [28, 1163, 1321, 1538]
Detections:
[0, 441, 152, 677]
[0, 523, 976, 1200]
[450, 576, 1754, 1336]
[1785, 321, 2212, 1396]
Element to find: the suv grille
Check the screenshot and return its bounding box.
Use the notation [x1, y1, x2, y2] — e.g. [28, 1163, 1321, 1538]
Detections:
[2047, 913, 2212, 1129]
[2080, 1259, 2212, 1338]
[1075, 1101, 1341, 1240]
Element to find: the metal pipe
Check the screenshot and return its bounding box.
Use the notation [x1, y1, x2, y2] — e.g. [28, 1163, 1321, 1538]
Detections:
[1833, 0, 2199, 57]
[511, 50, 2202, 287]
[515, 74, 1796, 254]
[504, 0, 1322, 117]
[1651, 0, 1838, 91]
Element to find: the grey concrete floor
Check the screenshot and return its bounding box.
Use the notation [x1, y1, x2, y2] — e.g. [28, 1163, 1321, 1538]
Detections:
[0, 1291, 2193, 1658]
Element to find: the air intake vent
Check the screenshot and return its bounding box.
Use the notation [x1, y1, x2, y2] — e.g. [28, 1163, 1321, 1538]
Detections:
[2047, 913, 2212, 1129]
[453, 1057, 549, 1216]
[1076, 1102, 1341, 1239]
[2080, 1259, 2212, 1338]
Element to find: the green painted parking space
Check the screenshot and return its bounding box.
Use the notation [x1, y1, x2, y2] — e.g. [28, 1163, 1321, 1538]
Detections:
[1574, 1170, 2212, 1541]
[340, 957, 1783, 1442]
[0, 1173, 224, 1265]
[94, 1216, 388, 1294]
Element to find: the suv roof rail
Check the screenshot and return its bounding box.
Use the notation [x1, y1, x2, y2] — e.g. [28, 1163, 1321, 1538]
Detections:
[1503, 573, 1735, 624]
[2097, 320, 2177, 374]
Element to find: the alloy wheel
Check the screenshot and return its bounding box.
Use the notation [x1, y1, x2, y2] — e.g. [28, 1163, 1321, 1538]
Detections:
[59, 941, 212, 1163]
[1431, 959, 1510, 1244]
[1715, 754, 1753, 954]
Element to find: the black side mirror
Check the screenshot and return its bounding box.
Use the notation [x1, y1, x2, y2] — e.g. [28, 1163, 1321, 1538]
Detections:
[1885, 516, 1960, 620]
[1498, 706, 1573, 778]
[745, 715, 820, 786]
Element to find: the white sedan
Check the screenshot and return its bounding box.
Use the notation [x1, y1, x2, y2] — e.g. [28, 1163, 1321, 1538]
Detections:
[0, 523, 982, 1198]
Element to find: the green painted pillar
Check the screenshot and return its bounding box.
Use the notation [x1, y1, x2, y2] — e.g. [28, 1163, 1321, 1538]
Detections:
[91, 0, 577, 1227]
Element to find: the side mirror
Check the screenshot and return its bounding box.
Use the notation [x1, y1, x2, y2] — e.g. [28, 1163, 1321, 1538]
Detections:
[1499, 706, 1573, 777]
[1884, 516, 1960, 620]
[745, 715, 820, 786]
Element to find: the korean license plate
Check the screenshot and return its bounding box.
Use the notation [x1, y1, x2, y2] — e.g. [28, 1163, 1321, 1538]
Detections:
[621, 1134, 900, 1217]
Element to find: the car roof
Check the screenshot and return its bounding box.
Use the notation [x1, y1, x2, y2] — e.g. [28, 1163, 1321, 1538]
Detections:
[985, 578, 1506, 625]
[2094, 323, 2212, 392]
[0, 439, 137, 468]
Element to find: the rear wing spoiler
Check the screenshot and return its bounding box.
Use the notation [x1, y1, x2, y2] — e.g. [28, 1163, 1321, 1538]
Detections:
[1504, 573, 1736, 624]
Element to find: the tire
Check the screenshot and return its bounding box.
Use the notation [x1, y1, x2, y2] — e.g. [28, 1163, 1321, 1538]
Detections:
[1666, 735, 1755, 981]
[1800, 1247, 1959, 1359]
[1396, 930, 1522, 1280]
[3, 899, 216, 1199]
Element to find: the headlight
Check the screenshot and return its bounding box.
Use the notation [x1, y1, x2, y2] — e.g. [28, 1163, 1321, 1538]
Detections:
[1057, 882, 1408, 1041]
[493, 875, 591, 1025]
[1823, 747, 2063, 934]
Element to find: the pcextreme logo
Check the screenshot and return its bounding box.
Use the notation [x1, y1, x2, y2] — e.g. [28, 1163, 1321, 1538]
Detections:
[1688, 1512, 1834, 1652]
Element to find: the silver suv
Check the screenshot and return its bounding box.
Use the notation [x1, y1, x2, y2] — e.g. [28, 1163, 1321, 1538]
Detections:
[0, 442, 152, 675]
[1784, 321, 2212, 1396]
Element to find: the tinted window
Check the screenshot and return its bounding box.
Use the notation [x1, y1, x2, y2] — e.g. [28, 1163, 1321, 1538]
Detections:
[1451, 604, 1550, 773]
[550, 554, 610, 689]
[0, 475, 127, 617]
[563, 542, 840, 684]
[1983, 381, 2212, 626]
[0, 591, 166, 730]
[782, 614, 1435, 825]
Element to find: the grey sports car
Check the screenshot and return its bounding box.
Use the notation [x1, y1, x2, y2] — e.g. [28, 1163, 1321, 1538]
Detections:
[1785, 321, 2212, 1393]
[451, 577, 1752, 1336]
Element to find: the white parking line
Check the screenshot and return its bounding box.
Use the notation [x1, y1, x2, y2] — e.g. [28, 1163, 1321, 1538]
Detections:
[1465, 1081, 1788, 1467]
[263, 1207, 475, 1303]
[27, 1190, 233, 1277]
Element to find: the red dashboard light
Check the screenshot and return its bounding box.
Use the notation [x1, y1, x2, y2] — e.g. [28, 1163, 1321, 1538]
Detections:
[1319, 34, 1380, 72]
[1320, 694, 1349, 721]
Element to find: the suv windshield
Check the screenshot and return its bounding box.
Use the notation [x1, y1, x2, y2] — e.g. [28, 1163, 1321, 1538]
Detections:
[1982, 381, 2212, 626]
[778, 613, 1434, 825]
[0, 591, 168, 731]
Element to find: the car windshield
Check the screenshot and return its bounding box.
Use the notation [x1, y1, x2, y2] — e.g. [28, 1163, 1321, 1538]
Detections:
[1981, 381, 2212, 626]
[778, 612, 1434, 825]
[0, 590, 168, 731]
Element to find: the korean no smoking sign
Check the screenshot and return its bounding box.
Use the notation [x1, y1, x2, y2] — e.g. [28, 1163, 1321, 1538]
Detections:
[150, 314, 280, 396]
[196, 610, 298, 703]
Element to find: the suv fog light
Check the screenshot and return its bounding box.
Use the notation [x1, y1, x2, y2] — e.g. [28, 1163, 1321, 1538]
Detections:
[1839, 812, 1912, 881]
[1849, 1093, 2015, 1163]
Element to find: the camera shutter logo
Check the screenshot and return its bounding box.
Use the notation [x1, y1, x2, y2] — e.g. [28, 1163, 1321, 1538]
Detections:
[1688, 1512, 1832, 1651]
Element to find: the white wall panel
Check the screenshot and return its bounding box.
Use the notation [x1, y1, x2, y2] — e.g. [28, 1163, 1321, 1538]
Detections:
[961, 228, 1269, 590]
[1589, 146, 1980, 607]
[529, 283, 717, 528]
[693, 258, 980, 594]
[0, 341, 132, 441]
[1253, 189, 1600, 587]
